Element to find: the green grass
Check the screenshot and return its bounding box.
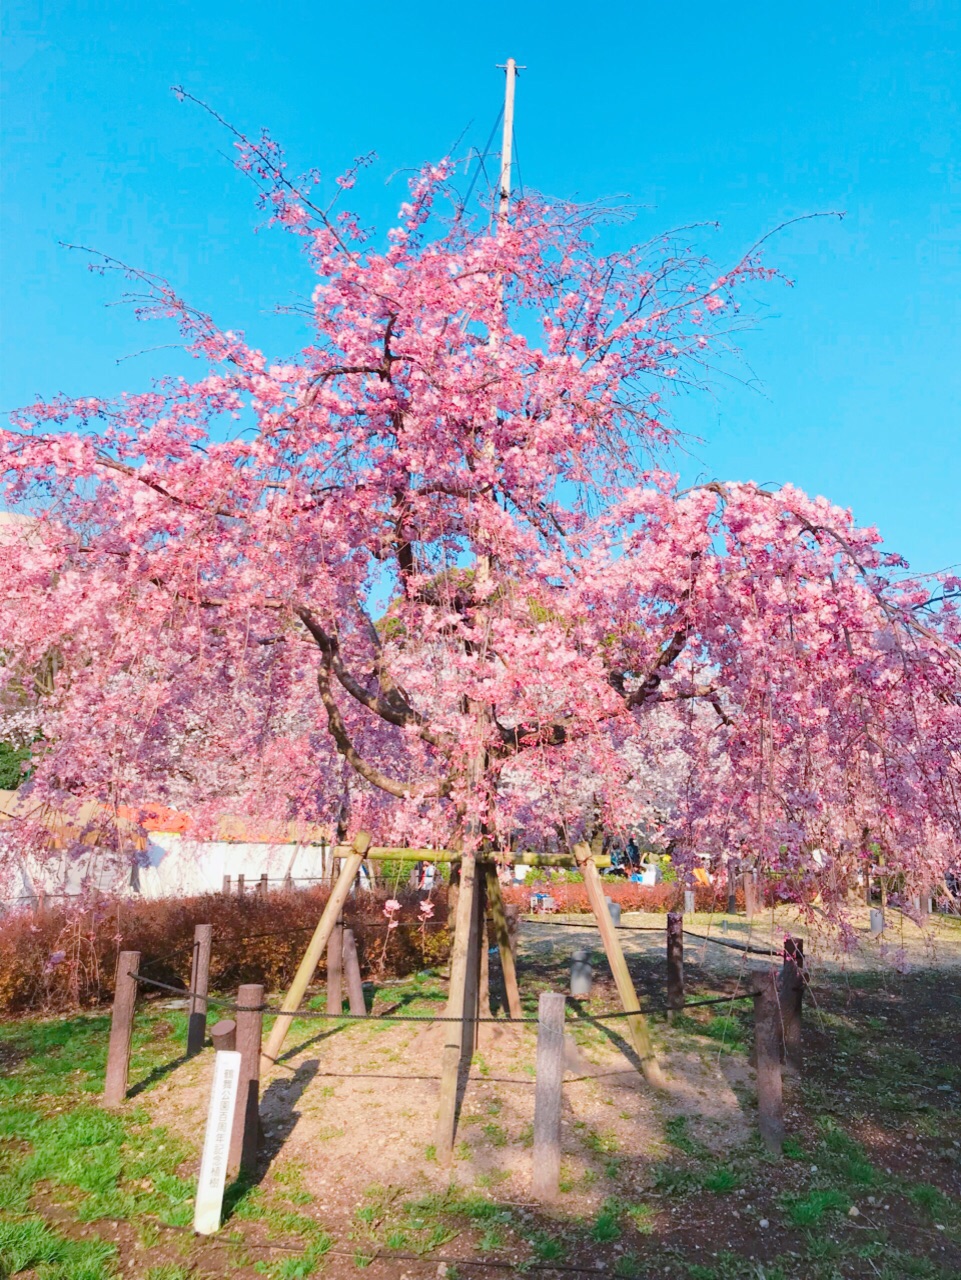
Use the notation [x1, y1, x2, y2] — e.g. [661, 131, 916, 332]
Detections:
[0, 1013, 196, 1233]
[590, 1199, 622, 1242]
[781, 1187, 849, 1227]
[0, 1216, 118, 1279]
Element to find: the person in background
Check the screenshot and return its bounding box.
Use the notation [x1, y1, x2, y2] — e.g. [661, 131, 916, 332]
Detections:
[626, 836, 641, 871]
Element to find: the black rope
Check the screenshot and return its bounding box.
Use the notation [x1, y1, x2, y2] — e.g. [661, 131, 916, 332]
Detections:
[685, 931, 784, 957]
[127, 971, 750, 1022]
[523, 917, 667, 932]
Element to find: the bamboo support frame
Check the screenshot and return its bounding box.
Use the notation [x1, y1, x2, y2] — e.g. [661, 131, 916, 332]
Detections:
[573, 843, 666, 1089]
[485, 864, 522, 1019]
[260, 831, 370, 1071]
[328, 844, 611, 868]
[435, 850, 479, 1160]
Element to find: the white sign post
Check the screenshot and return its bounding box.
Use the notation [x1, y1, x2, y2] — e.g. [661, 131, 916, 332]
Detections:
[193, 1049, 242, 1235]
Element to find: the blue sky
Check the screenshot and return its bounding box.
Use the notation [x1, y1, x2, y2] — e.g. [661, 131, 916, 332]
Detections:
[3, 0, 959, 573]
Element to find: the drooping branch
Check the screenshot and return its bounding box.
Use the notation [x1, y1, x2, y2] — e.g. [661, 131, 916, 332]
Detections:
[315, 657, 450, 800]
[294, 604, 449, 749]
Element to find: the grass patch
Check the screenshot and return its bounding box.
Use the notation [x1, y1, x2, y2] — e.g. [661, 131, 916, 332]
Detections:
[0, 1215, 118, 1279]
[781, 1187, 849, 1227]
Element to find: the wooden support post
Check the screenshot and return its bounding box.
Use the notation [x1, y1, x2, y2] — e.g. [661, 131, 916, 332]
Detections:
[103, 951, 140, 1107]
[283, 871, 294, 893]
[436, 850, 479, 1159]
[726, 864, 737, 915]
[532, 990, 565, 1200]
[237, 874, 245, 897]
[187, 923, 213, 1058]
[573, 843, 665, 1089]
[461, 863, 485, 1052]
[484, 867, 522, 1019]
[228, 983, 263, 1178]
[666, 912, 684, 1021]
[342, 928, 366, 1016]
[780, 937, 804, 1077]
[222, 875, 231, 896]
[743, 872, 757, 920]
[210, 1019, 237, 1051]
[327, 918, 344, 1015]
[260, 832, 370, 1070]
[258, 873, 268, 895]
[752, 970, 785, 1154]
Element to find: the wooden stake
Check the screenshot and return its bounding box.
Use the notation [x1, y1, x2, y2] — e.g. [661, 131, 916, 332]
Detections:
[222, 875, 231, 896]
[342, 928, 367, 1016]
[187, 923, 212, 1058]
[726, 864, 737, 915]
[485, 865, 522, 1019]
[666, 912, 684, 1021]
[103, 950, 140, 1107]
[258, 873, 268, 895]
[327, 917, 344, 1015]
[210, 1019, 237, 1051]
[780, 937, 804, 1077]
[532, 991, 565, 1200]
[752, 970, 785, 1154]
[228, 983, 263, 1178]
[237, 874, 245, 897]
[435, 850, 479, 1158]
[573, 844, 665, 1088]
[260, 831, 370, 1070]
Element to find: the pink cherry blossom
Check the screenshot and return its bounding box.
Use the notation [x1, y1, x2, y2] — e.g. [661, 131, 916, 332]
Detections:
[0, 109, 958, 936]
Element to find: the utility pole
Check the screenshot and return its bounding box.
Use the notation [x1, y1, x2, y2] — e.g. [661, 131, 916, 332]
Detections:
[498, 58, 518, 225]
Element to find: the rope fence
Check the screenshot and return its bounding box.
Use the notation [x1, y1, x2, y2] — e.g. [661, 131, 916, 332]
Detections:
[127, 968, 752, 1022]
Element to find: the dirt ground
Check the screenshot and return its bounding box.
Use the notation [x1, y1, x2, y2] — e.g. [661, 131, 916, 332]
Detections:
[123, 904, 961, 1279]
[4, 904, 961, 1279]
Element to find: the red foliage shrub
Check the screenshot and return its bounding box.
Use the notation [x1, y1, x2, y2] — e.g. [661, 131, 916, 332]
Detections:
[501, 878, 742, 915]
[0, 887, 450, 1014]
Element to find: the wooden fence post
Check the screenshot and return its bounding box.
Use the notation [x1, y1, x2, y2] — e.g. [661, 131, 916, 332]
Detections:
[222, 875, 231, 896]
[187, 923, 213, 1058]
[228, 983, 263, 1178]
[752, 970, 785, 1154]
[103, 950, 140, 1107]
[532, 990, 565, 1201]
[666, 912, 684, 1021]
[210, 1019, 237, 1051]
[327, 918, 344, 1015]
[726, 865, 737, 915]
[258, 873, 268, 896]
[237, 874, 245, 897]
[342, 928, 367, 1016]
[780, 937, 804, 1077]
[283, 871, 294, 894]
